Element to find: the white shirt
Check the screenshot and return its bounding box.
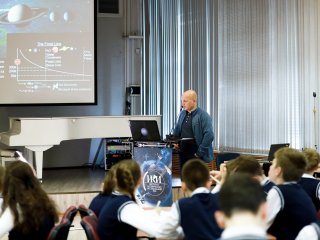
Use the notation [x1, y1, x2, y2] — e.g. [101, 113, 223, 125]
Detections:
[0, 207, 15, 238]
[295, 223, 319, 240]
[221, 225, 267, 239]
[211, 183, 221, 193]
[115, 191, 182, 239]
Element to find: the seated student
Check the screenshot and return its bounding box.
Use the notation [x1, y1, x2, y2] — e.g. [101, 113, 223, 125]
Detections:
[211, 155, 274, 194]
[215, 173, 268, 240]
[298, 148, 320, 212]
[0, 161, 58, 240]
[158, 158, 222, 240]
[88, 165, 117, 217]
[267, 147, 318, 240]
[225, 155, 275, 194]
[97, 159, 172, 240]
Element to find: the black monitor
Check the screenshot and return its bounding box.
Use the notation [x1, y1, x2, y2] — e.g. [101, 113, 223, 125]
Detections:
[129, 120, 161, 142]
[267, 143, 290, 162]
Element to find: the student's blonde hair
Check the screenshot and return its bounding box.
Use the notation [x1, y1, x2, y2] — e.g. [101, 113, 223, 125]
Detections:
[275, 148, 306, 181]
[303, 148, 320, 172]
[103, 159, 141, 200]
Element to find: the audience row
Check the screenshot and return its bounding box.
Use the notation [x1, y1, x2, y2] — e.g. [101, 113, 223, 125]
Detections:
[0, 147, 320, 240]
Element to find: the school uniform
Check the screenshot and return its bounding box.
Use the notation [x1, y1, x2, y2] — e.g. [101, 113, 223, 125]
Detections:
[298, 173, 320, 211]
[159, 187, 222, 240]
[97, 191, 167, 240]
[267, 183, 317, 240]
[89, 192, 110, 217]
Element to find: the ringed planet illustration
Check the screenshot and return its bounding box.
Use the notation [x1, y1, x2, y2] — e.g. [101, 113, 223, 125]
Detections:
[0, 4, 48, 25]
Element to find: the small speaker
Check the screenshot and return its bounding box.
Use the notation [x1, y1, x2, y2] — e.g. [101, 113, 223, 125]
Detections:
[127, 86, 140, 95]
[98, 0, 120, 14]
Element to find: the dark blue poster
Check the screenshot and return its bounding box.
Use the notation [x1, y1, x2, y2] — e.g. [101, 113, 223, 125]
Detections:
[133, 147, 172, 207]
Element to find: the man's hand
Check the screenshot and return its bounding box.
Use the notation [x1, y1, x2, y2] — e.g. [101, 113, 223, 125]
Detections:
[172, 143, 180, 151]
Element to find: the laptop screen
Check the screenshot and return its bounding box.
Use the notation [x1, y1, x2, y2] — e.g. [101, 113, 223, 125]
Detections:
[267, 143, 290, 161]
[129, 120, 161, 142]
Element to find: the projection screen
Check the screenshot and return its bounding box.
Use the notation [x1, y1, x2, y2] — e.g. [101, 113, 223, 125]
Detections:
[0, 0, 96, 105]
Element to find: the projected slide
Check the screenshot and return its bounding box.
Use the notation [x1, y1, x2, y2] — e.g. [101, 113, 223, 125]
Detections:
[0, 0, 95, 104]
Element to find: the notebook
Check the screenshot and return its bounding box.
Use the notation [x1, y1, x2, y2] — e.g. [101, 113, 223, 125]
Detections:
[129, 120, 161, 143]
[267, 143, 290, 162]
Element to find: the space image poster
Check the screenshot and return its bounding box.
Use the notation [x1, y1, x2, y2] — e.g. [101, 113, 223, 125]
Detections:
[133, 147, 173, 207]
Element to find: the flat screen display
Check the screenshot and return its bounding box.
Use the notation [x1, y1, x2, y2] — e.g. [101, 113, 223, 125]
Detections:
[0, 0, 96, 105]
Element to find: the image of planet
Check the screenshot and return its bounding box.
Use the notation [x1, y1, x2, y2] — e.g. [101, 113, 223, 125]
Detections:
[0, 4, 48, 26]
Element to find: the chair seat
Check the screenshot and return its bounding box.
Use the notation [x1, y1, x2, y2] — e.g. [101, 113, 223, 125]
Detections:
[80, 215, 100, 240]
[47, 218, 71, 240]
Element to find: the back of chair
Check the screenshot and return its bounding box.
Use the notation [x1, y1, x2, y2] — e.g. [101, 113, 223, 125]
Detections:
[47, 218, 71, 240]
[61, 205, 78, 224]
[78, 204, 96, 219]
[216, 152, 240, 170]
[80, 215, 100, 240]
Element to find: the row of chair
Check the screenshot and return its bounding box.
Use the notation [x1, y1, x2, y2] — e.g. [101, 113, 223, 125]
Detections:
[47, 204, 99, 240]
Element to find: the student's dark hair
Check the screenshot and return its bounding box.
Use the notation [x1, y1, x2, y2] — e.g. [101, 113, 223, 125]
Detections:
[105, 159, 141, 200]
[302, 148, 320, 172]
[275, 147, 306, 181]
[2, 161, 58, 234]
[181, 159, 210, 191]
[235, 155, 262, 176]
[226, 155, 262, 177]
[218, 173, 266, 218]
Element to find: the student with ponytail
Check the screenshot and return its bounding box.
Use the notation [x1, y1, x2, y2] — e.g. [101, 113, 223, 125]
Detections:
[97, 159, 181, 240]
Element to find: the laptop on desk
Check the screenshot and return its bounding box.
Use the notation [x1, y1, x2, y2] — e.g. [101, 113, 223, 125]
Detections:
[129, 120, 163, 145]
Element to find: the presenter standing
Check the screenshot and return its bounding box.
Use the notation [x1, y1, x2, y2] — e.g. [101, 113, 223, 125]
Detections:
[173, 90, 214, 170]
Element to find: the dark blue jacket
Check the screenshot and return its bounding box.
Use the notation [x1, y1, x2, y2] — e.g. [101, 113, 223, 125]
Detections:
[174, 107, 214, 162]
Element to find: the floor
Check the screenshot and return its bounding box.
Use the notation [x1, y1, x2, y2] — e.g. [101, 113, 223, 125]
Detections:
[42, 166, 106, 194]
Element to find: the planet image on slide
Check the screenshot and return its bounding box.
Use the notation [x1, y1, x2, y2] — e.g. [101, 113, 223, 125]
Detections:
[0, 4, 47, 26]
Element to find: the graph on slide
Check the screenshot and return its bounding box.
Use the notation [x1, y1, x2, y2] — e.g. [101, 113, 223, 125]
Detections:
[12, 48, 92, 81]
[5, 33, 94, 94]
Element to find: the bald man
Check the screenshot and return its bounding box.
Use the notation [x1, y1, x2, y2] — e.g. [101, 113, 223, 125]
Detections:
[173, 90, 214, 171]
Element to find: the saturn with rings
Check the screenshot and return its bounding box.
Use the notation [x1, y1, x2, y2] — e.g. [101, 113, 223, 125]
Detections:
[0, 4, 47, 25]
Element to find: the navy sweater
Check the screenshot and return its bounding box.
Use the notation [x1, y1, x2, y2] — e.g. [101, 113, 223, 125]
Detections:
[177, 192, 222, 240]
[268, 184, 317, 240]
[97, 194, 137, 240]
[299, 177, 320, 211]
